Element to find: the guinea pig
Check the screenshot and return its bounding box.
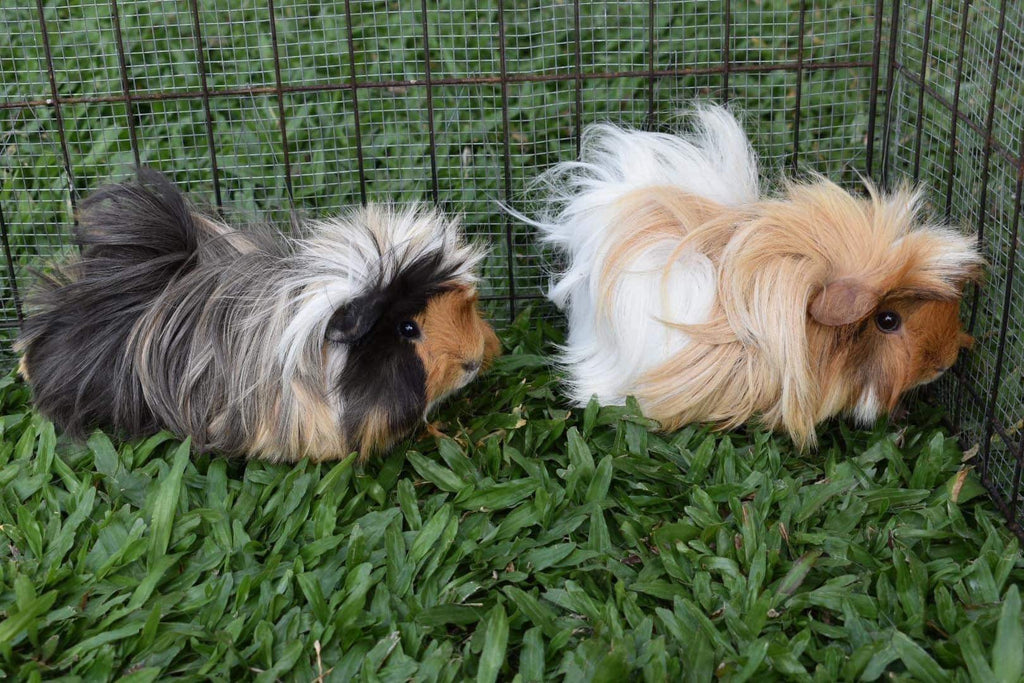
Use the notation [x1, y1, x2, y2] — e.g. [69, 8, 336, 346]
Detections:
[16, 169, 500, 462]
[519, 105, 984, 449]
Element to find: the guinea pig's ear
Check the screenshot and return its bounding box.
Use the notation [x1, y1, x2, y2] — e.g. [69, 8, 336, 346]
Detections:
[809, 276, 881, 327]
[326, 291, 386, 343]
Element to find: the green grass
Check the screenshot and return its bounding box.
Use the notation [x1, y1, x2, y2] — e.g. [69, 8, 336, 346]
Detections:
[0, 313, 1022, 680]
[2, 1, 1024, 680]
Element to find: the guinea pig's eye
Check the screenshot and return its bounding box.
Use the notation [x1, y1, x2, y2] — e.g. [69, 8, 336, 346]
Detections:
[874, 310, 902, 333]
[398, 320, 420, 339]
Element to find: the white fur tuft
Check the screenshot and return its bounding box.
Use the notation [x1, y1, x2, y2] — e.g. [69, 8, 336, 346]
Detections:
[852, 386, 880, 425]
[526, 106, 758, 405]
[277, 204, 483, 380]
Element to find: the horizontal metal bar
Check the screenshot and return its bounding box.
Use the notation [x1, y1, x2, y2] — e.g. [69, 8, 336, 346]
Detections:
[0, 59, 875, 112]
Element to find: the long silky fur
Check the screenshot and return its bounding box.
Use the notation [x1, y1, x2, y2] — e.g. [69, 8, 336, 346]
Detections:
[523, 105, 983, 448]
[17, 169, 484, 462]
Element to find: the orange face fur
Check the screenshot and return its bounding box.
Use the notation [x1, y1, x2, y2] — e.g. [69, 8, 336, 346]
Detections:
[822, 296, 973, 421]
[414, 287, 501, 407]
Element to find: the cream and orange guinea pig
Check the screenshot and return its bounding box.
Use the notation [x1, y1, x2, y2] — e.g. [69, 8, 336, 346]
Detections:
[17, 169, 500, 461]
[521, 105, 983, 449]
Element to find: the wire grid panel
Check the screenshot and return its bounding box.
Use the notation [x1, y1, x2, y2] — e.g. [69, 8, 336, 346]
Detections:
[887, 0, 1024, 533]
[0, 0, 882, 321]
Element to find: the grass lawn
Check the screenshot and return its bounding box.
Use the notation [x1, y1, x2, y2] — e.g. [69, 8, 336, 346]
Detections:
[0, 313, 1022, 680]
[2, 0, 1024, 680]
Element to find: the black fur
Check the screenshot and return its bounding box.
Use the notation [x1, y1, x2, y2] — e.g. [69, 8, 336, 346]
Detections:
[17, 169, 206, 439]
[338, 252, 459, 452]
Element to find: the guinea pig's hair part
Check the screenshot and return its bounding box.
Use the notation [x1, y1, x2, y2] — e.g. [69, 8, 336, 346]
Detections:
[17, 169, 499, 462]
[524, 104, 984, 449]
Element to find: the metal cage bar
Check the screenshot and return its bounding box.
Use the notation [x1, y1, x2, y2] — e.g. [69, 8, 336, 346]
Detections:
[979, 125, 1024, 513]
[267, 0, 295, 211]
[343, 0, 368, 206]
[967, 0, 1010, 347]
[497, 0, 517, 322]
[0, 204, 23, 325]
[34, 0, 77, 208]
[790, 1, 808, 173]
[943, 0, 972, 222]
[187, 0, 223, 208]
[864, 0, 886, 177]
[572, 0, 583, 157]
[0, 60, 880, 113]
[645, 0, 656, 128]
[946, 0, 974, 433]
[720, 0, 731, 103]
[880, 0, 902, 189]
[418, 0, 440, 206]
[910, 0, 934, 182]
[108, 0, 141, 168]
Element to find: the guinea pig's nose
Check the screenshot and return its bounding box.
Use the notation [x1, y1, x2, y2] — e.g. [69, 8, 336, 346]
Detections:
[462, 359, 481, 374]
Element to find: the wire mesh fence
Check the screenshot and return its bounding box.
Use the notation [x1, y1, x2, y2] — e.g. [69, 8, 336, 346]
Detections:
[1, 0, 1021, 539]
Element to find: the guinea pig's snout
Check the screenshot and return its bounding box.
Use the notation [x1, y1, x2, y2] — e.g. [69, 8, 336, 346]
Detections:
[462, 359, 482, 374]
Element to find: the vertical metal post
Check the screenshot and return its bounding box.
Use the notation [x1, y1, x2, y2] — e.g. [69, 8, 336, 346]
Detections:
[573, 0, 583, 157]
[343, 0, 367, 205]
[979, 126, 1024, 499]
[187, 0, 222, 207]
[790, 1, 807, 173]
[880, 0, 902, 189]
[945, 0, 973, 431]
[418, 0, 440, 205]
[645, 0, 656, 128]
[0, 203, 23, 324]
[966, 0, 1009, 345]
[865, 0, 886, 177]
[267, 0, 295, 212]
[943, 1, 972, 221]
[720, 0, 731, 103]
[35, 0, 77, 209]
[910, 0, 934, 182]
[109, 0, 141, 167]
[495, 0, 516, 321]
[497, 0, 517, 322]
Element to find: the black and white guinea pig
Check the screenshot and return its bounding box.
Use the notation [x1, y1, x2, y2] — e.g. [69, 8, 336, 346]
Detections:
[16, 169, 501, 462]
